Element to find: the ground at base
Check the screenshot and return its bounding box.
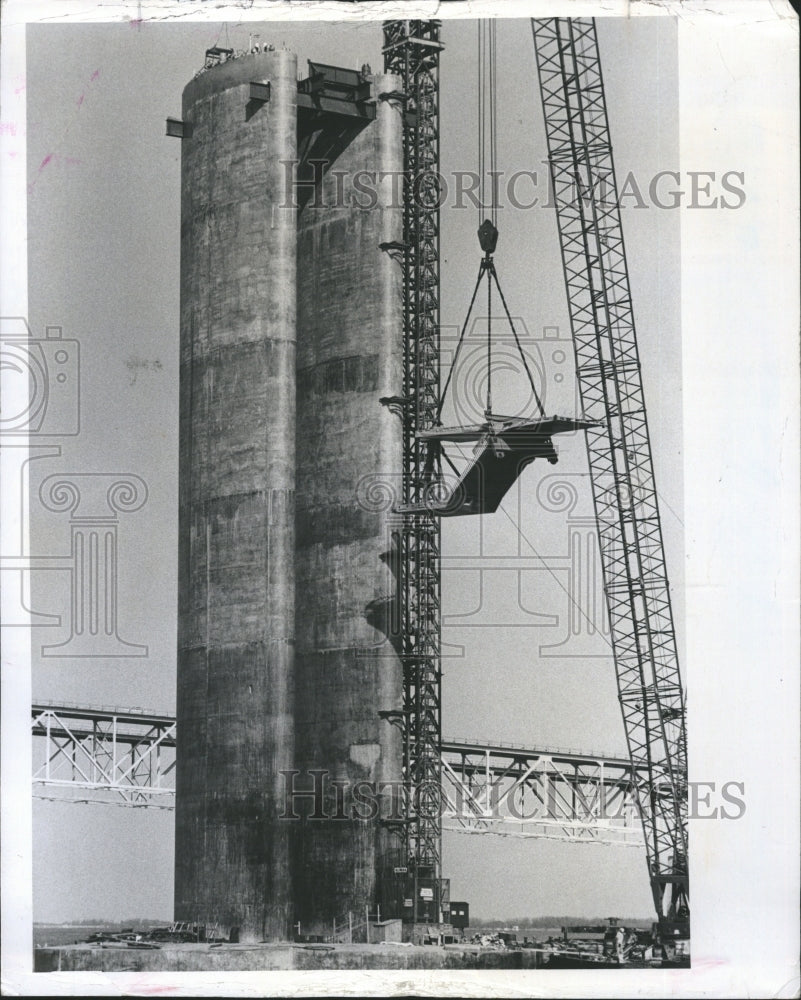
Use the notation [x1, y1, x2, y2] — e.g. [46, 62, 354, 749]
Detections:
[35, 940, 548, 972]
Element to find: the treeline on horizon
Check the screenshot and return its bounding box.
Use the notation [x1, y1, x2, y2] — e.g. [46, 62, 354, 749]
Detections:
[470, 915, 654, 929]
[35, 917, 171, 927]
[38, 914, 656, 929]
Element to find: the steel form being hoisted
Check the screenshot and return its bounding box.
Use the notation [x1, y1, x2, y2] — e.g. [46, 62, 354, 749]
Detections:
[531, 17, 689, 934]
[381, 19, 446, 924]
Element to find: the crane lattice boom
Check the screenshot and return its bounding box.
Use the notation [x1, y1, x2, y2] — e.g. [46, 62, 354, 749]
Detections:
[531, 16, 689, 932]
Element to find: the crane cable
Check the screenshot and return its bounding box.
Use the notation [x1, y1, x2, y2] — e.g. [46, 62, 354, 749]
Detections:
[479, 19, 498, 415]
[437, 19, 546, 424]
[478, 19, 498, 229]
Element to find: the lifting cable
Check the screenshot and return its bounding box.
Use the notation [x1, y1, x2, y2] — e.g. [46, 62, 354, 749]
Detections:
[437, 19, 546, 424]
[478, 19, 498, 232]
[479, 19, 498, 415]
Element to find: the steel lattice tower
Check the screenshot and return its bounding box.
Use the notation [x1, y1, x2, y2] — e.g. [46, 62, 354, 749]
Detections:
[382, 19, 445, 923]
[531, 17, 689, 930]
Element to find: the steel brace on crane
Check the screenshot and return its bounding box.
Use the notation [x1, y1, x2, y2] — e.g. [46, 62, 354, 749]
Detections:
[531, 17, 689, 936]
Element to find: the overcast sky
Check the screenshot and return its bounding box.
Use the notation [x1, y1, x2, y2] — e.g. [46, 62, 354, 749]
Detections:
[26, 15, 681, 922]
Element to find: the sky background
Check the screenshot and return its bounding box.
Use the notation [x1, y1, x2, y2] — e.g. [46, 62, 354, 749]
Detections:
[25, 16, 682, 922]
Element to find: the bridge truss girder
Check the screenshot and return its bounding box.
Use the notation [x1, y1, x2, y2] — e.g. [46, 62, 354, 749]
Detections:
[31, 704, 176, 808]
[441, 740, 644, 847]
[31, 704, 644, 848]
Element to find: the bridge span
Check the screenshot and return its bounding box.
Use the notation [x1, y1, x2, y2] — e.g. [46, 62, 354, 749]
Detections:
[32, 703, 644, 846]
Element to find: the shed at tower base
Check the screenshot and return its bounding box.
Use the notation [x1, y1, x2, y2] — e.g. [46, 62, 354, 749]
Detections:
[175, 46, 406, 942]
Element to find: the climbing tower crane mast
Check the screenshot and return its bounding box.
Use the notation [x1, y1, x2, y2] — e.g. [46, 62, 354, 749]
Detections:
[531, 17, 689, 935]
[381, 19, 445, 926]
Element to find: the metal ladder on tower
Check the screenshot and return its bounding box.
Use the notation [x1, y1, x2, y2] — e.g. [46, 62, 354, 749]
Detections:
[531, 17, 689, 938]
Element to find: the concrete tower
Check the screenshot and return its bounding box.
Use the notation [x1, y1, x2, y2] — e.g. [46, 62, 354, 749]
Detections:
[176, 48, 297, 943]
[176, 49, 404, 940]
[293, 76, 404, 935]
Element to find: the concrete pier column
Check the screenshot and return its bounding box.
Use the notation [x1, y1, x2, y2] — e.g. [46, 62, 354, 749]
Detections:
[294, 72, 405, 935]
[176, 48, 297, 943]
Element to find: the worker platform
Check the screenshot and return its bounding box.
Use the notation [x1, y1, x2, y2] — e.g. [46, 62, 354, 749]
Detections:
[398, 413, 594, 517]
